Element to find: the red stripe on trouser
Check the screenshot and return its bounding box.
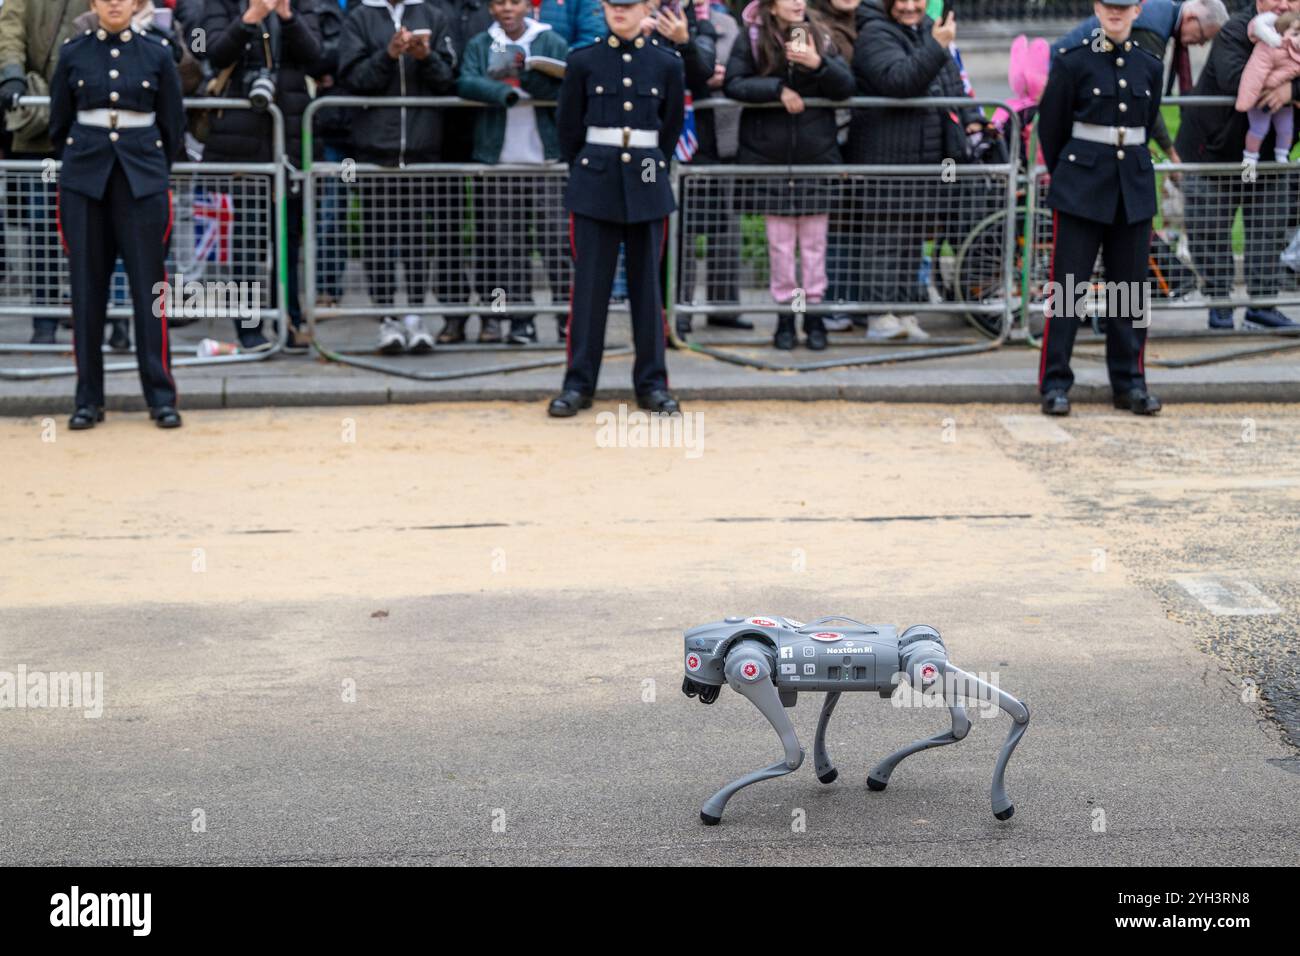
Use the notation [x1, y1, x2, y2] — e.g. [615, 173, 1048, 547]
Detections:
[566, 213, 576, 369]
[56, 188, 79, 381]
[1039, 210, 1059, 390]
[161, 189, 176, 397]
[659, 217, 670, 389]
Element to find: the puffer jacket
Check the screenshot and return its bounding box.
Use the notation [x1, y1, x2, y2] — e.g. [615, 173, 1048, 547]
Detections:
[200, 0, 323, 167]
[847, 0, 979, 165]
[535, 0, 605, 50]
[338, 0, 457, 165]
[723, 0, 856, 166]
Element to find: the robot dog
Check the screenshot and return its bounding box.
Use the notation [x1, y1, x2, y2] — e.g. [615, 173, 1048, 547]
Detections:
[681, 616, 1030, 825]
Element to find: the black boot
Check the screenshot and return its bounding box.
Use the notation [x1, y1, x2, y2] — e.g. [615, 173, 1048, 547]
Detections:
[108, 321, 131, 351]
[773, 312, 796, 350]
[804, 313, 828, 351]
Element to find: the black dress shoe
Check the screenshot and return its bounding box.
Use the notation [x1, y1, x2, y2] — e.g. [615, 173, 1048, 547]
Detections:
[1114, 388, 1161, 415]
[150, 405, 183, 428]
[547, 390, 592, 418]
[1041, 390, 1070, 416]
[805, 327, 828, 351]
[637, 388, 681, 414]
[706, 316, 754, 330]
[675, 317, 691, 338]
[68, 405, 104, 430]
[108, 321, 131, 351]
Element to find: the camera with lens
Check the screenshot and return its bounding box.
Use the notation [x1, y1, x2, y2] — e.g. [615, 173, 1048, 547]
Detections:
[246, 67, 277, 111]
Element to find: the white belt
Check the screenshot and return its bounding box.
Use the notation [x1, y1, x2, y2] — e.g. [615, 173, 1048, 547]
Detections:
[1072, 122, 1146, 146]
[77, 109, 155, 129]
[587, 126, 658, 148]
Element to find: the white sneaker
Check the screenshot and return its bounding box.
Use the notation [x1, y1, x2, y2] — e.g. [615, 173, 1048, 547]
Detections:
[404, 314, 433, 354]
[378, 316, 407, 354]
[898, 314, 931, 342]
[866, 313, 907, 340]
[822, 314, 853, 332]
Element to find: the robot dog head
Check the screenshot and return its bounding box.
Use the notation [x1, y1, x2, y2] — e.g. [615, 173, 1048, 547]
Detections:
[681, 616, 795, 704]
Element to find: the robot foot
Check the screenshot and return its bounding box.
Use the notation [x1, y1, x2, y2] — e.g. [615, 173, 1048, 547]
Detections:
[817, 768, 839, 785]
[700, 811, 722, 826]
[866, 775, 888, 792]
[994, 805, 1015, 821]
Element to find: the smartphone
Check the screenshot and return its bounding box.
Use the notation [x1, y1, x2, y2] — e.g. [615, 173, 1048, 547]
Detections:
[410, 28, 432, 39]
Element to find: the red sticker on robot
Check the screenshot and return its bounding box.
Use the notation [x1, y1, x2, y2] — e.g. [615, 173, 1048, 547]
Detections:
[748, 618, 777, 627]
[811, 632, 842, 642]
[686, 653, 702, 672]
[741, 662, 760, 680]
[921, 663, 938, 684]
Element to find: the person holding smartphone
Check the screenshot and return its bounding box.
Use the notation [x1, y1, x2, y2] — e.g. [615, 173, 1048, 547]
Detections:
[725, 0, 855, 350]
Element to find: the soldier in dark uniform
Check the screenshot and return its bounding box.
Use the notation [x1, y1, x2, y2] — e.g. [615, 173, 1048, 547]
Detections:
[49, 0, 185, 430]
[548, 0, 686, 418]
[1037, 0, 1164, 416]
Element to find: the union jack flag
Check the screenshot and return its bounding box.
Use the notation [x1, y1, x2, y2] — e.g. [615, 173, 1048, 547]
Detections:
[674, 91, 698, 163]
[193, 191, 233, 266]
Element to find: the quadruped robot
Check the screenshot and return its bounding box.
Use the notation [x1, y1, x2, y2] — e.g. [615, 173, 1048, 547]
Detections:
[681, 615, 1030, 825]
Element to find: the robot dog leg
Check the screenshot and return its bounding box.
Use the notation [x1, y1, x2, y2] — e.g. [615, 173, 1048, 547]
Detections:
[813, 692, 842, 784]
[869, 626, 1030, 820]
[699, 639, 804, 826]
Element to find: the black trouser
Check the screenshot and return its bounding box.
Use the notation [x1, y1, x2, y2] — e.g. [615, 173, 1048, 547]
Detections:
[1184, 169, 1291, 298]
[479, 176, 570, 322]
[564, 213, 667, 396]
[59, 162, 176, 409]
[1040, 208, 1151, 396]
[431, 176, 470, 309]
[862, 181, 933, 308]
[361, 175, 429, 309]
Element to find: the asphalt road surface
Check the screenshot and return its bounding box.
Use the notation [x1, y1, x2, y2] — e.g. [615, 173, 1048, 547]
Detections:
[1, 402, 1296, 865]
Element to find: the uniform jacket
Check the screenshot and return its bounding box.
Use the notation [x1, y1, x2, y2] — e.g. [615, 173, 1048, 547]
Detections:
[199, 0, 322, 167]
[1037, 36, 1163, 224]
[73, 4, 202, 95]
[557, 31, 686, 223]
[338, 0, 457, 165]
[1176, 6, 1300, 163]
[457, 18, 567, 163]
[847, 1, 980, 165]
[49, 25, 185, 200]
[1235, 30, 1300, 112]
[723, 1, 855, 166]
[0, 0, 85, 153]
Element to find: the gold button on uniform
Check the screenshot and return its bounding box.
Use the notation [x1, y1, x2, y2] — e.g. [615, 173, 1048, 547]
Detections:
[1118, 102, 1127, 112]
[1116, 57, 1124, 66]
[623, 101, 632, 111]
[110, 91, 119, 102]
[634, 37, 644, 48]
[623, 77, 632, 87]
[651, 87, 658, 95]
[1068, 153, 1076, 161]
[621, 152, 631, 163]
[142, 80, 149, 88]
[581, 157, 589, 165]
[1118, 78, 1126, 88]
[109, 131, 119, 142]
[622, 53, 631, 62]
[1116, 148, 1125, 159]
[111, 48, 120, 58]
[156, 139, 163, 148]
[595, 85, 603, 93]
[66, 137, 74, 145]
[109, 69, 119, 79]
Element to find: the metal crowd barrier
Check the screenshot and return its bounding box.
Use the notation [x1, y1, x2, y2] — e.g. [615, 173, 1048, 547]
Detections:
[300, 94, 1020, 378]
[0, 97, 288, 381]
[1020, 95, 1300, 368]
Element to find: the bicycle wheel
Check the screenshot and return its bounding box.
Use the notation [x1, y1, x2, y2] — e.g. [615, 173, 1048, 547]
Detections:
[953, 206, 1054, 339]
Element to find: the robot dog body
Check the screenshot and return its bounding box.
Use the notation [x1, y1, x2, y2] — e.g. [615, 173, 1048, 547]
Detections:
[681, 615, 1030, 825]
